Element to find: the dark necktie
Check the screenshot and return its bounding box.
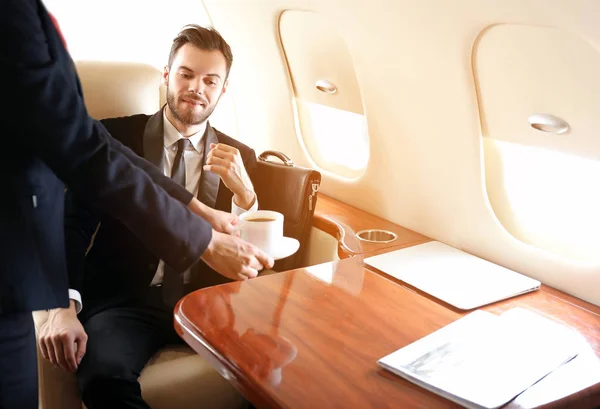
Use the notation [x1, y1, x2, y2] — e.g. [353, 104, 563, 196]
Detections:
[163, 138, 191, 306]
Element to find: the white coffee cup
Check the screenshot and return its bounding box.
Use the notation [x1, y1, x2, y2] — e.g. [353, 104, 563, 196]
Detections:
[234, 210, 284, 255]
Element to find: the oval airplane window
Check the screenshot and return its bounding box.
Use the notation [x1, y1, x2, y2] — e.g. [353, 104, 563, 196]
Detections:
[474, 24, 600, 263]
[279, 10, 369, 179]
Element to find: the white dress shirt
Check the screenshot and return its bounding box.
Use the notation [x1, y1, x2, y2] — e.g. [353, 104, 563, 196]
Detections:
[150, 110, 257, 285]
[69, 110, 257, 313]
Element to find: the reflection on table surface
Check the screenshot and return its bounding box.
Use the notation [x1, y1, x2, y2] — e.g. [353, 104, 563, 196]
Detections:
[176, 256, 600, 409]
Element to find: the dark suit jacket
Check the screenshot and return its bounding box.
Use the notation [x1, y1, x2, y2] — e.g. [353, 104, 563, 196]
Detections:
[0, 0, 212, 313]
[65, 111, 258, 312]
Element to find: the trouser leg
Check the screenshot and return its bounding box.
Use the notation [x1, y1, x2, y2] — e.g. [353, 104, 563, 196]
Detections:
[77, 305, 175, 409]
[0, 312, 38, 409]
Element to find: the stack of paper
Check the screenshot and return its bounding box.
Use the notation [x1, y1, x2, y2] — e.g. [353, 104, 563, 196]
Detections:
[378, 308, 582, 409]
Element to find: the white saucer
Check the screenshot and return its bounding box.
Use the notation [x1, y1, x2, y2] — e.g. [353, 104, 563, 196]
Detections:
[271, 237, 300, 261]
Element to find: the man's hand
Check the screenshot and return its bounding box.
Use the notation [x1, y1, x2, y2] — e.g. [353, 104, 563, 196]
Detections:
[201, 230, 274, 280]
[204, 143, 256, 209]
[205, 207, 238, 234]
[38, 301, 87, 373]
[187, 198, 238, 234]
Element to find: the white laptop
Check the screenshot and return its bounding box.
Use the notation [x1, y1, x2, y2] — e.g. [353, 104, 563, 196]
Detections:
[364, 241, 540, 310]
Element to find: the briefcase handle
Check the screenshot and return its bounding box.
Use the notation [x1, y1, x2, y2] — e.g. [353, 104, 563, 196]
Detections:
[258, 150, 295, 167]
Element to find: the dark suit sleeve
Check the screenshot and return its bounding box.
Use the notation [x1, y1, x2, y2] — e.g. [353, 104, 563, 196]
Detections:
[63, 123, 193, 290]
[103, 128, 194, 205]
[1, 0, 210, 272]
[64, 189, 100, 292]
[98, 120, 194, 204]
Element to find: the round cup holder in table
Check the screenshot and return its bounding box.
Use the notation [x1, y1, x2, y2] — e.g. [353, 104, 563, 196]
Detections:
[355, 229, 398, 244]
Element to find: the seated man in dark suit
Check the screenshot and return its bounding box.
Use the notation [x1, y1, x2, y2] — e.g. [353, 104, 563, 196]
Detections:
[39, 25, 260, 409]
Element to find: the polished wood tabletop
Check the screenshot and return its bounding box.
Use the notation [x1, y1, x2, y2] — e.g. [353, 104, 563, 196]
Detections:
[175, 256, 600, 409]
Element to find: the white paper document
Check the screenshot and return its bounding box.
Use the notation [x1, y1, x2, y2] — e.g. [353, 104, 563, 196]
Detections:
[378, 308, 582, 409]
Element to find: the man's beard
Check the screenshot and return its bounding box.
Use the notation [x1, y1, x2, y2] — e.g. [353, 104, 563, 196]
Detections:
[166, 86, 217, 126]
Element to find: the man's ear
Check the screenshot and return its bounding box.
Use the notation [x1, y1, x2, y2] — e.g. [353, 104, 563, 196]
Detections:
[221, 80, 229, 95]
[162, 66, 170, 87]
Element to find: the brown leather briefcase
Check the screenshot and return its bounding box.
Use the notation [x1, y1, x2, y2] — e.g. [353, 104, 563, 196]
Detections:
[254, 151, 322, 271]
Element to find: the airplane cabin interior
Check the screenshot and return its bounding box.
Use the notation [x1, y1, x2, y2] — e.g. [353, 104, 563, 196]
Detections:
[25, 0, 600, 408]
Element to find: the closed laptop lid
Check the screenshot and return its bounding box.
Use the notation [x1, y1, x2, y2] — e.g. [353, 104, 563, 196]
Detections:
[364, 241, 540, 310]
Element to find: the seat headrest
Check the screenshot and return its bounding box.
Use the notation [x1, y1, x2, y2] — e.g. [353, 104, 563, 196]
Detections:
[75, 60, 162, 120]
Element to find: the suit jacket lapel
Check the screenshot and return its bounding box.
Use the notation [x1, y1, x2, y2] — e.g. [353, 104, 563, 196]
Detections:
[143, 112, 220, 208]
[142, 110, 165, 168]
[197, 123, 220, 208]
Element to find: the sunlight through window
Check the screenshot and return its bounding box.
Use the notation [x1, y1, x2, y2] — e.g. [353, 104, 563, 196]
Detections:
[300, 100, 369, 172]
[485, 139, 600, 263]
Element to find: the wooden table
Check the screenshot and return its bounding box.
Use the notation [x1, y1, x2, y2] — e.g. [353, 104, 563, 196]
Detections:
[174, 255, 600, 409]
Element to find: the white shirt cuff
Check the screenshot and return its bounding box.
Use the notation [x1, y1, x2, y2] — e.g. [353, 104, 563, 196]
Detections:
[231, 195, 258, 216]
[68, 289, 82, 314]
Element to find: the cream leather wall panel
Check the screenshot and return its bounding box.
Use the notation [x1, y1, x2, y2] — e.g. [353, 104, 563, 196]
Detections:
[203, 0, 600, 305]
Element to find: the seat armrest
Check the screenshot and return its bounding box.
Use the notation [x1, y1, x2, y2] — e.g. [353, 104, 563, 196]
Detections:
[33, 310, 82, 409]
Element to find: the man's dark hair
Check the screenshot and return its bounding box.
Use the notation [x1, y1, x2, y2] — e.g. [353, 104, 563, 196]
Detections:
[168, 24, 233, 77]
